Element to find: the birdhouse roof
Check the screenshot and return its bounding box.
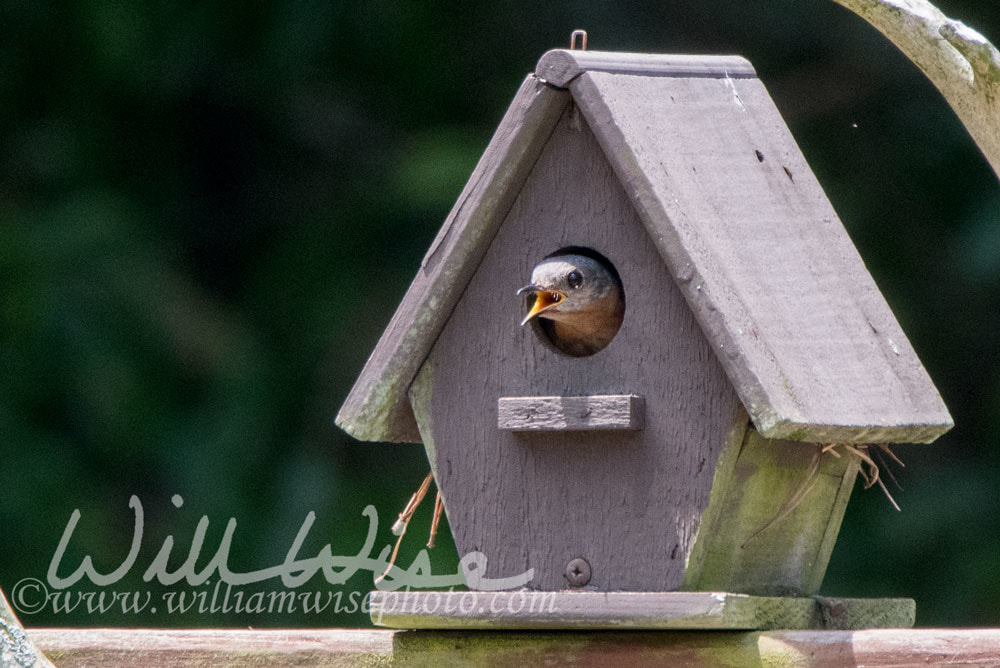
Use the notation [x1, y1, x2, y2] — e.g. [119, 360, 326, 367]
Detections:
[337, 50, 952, 445]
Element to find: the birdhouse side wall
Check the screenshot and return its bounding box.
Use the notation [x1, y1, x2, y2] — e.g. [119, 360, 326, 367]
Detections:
[410, 104, 746, 591]
[683, 427, 861, 596]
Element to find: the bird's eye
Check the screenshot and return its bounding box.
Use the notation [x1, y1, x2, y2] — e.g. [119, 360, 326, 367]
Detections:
[567, 270, 584, 289]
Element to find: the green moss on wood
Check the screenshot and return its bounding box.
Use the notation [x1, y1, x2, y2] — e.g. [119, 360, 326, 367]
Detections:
[685, 428, 859, 596]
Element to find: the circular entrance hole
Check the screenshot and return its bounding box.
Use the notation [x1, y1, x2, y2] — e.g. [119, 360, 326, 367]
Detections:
[522, 247, 625, 357]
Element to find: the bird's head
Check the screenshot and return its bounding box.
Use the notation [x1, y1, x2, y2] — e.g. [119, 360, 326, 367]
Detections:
[517, 253, 623, 327]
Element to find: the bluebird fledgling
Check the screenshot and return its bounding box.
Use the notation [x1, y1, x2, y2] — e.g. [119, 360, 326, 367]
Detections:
[517, 252, 625, 356]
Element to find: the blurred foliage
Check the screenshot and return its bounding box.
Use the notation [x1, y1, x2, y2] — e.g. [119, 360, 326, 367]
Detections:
[0, 0, 997, 628]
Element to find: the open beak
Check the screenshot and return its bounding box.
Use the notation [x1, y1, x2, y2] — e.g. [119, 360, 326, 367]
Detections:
[517, 284, 566, 326]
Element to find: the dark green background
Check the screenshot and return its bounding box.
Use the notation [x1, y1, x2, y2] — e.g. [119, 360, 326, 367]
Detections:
[2, 1, 998, 628]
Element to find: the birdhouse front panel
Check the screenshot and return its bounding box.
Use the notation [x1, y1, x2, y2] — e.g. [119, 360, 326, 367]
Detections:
[409, 103, 746, 591]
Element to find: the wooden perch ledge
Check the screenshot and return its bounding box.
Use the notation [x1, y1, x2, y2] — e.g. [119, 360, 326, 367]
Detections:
[27, 627, 1000, 667]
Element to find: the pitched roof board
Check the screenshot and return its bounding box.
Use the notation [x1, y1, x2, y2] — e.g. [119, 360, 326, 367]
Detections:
[336, 75, 570, 442]
[337, 51, 953, 444]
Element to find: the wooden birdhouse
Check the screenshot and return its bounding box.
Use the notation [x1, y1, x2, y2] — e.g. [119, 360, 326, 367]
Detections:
[337, 48, 952, 630]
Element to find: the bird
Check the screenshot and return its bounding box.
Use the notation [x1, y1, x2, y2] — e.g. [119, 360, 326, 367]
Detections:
[517, 251, 625, 356]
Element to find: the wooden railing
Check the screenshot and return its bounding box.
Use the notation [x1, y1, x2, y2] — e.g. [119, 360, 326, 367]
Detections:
[28, 627, 1000, 667]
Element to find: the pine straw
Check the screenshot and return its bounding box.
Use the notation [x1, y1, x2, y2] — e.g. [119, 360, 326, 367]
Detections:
[375, 472, 443, 584]
[742, 443, 903, 548]
[824, 442, 904, 511]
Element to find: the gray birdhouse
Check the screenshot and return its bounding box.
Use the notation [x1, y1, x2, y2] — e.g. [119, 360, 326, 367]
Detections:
[338, 48, 952, 630]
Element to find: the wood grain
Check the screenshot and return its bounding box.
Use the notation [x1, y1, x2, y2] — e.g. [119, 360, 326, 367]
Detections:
[570, 70, 953, 443]
[419, 104, 745, 591]
[683, 428, 860, 596]
[497, 395, 644, 431]
[369, 591, 914, 630]
[336, 75, 569, 442]
[536, 49, 757, 87]
[339, 55, 951, 445]
[30, 627, 1000, 667]
[31, 628, 392, 668]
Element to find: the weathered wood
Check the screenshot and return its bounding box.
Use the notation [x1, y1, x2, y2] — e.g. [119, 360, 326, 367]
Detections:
[36, 627, 1000, 666]
[393, 629, 1000, 667]
[338, 54, 952, 446]
[417, 104, 746, 591]
[337, 51, 954, 618]
[497, 395, 644, 431]
[570, 70, 953, 443]
[336, 75, 569, 442]
[535, 49, 757, 87]
[30, 628, 393, 667]
[1, 587, 55, 668]
[679, 413, 749, 589]
[684, 428, 860, 596]
[834, 0, 1000, 179]
[368, 591, 914, 630]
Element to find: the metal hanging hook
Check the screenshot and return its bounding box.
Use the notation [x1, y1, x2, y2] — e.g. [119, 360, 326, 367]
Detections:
[570, 30, 588, 51]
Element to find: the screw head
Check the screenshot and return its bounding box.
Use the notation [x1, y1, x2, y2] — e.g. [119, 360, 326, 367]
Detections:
[565, 558, 591, 587]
